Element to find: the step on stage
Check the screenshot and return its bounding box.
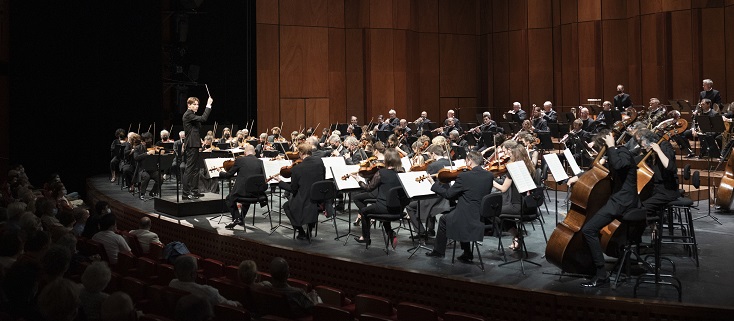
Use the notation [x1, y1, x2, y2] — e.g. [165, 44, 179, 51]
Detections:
[153, 192, 225, 217]
[88, 175, 734, 319]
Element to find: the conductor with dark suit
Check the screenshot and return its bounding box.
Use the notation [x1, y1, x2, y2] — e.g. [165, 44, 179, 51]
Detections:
[425, 151, 494, 263]
[276, 143, 330, 240]
[219, 145, 266, 228]
[700, 78, 722, 107]
[182, 96, 213, 200]
[613, 84, 633, 111]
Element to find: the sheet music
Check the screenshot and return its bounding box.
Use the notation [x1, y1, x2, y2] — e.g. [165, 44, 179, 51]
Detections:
[321, 157, 346, 180]
[203, 158, 233, 179]
[401, 157, 412, 172]
[452, 159, 466, 168]
[261, 158, 291, 183]
[330, 165, 364, 190]
[506, 161, 537, 193]
[563, 149, 582, 176]
[226, 147, 244, 154]
[397, 171, 436, 198]
[543, 153, 569, 183]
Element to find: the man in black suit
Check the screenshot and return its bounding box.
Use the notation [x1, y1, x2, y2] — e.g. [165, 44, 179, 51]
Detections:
[276, 143, 330, 240]
[541, 101, 558, 123]
[531, 106, 549, 132]
[218, 145, 266, 228]
[425, 151, 494, 263]
[406, 145, 451, 237]
[443, 109, 462, 129]
[173, 130, 185, 179]
[700, 78, 722, 107]
[182, 96, 213, 200]
[580, 129, 638, 287]
[613, 84, 633, 111]
[415, 111, 432, 135]
[505, 102, 527, 123]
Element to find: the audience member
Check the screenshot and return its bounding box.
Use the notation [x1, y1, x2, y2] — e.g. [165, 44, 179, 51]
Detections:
[40, 245, 72, 284]
[37, 277, 80, 321]
[80, 261, 112, 321]
[175, 294, 214, 321]
[1, 260, 44, 320]
[83, 201, 111, 238]
[129, 216, 161, 254]
[72, 206, 90, 236]
[100, 292, 138, 321]
[91, 213, 132, 264]
[169, 255, 242, 307]
[0, 229, 23, 272]
[19, 230, 51, 263]
[265, 257, 319, 317]
[237, 259, 271, 287]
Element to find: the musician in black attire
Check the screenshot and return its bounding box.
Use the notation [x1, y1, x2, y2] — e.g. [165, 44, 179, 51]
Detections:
[700, 79, 722, 107]
[219, 145, 266, 228]
[442, 118, 462, 137]
[689, 99, 719, 158]
[637, 130, 679, 218]
[134, 132, 162, 200]
[121, 133, 137, 192]
[667, 110, 695, 158]
[563, 119, 591, 167]
[425, 151, 493, 263]
[580, 130, 638, 287]
[578, 108, 593, 131]
[472, 112, 503, 152]
[415, 111, 432, 136]
[443, 110, 462, 129]
[541, 101, 558, 123]
[505, 102, 527, 123]
[110, 128, 126, 183]
[613, 84, 633, 111]
[173, 131, 185, 178]
[531, 106, 549, 132]
[407, 145, 451, 237]
[341, 136, 368, 165]
[182, 96, 213, 200]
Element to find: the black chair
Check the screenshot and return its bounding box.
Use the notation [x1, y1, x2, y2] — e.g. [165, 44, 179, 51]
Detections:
[233, 174, 272, 229]
[365, 187, 412, 255]
[307, 180, 337, 242]
[611, 208, 651, 289]
[663, 196, 699, 267]
[498, 187, 546, 274]
[452, 193, 503, 271]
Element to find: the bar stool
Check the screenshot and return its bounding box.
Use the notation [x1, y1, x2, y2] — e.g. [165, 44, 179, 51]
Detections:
[662, 197, 699, 267]
[611, 208, 650, 289]
[633, 208, 682, 301]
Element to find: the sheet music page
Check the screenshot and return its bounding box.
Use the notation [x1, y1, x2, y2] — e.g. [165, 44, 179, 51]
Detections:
[330, 165, 364, 190]
[397, 171, 436, 198]
[226, 147, 244, 154]
[321, 157, 347, 180]
[261, 158, 292, 183]
[452, 159, 466, 168]
[563, 149, 583, 175]
[543, 153, 569, 183]
[204, 158, 233, 179]
[506, 161, 537, 193]
[401, 157, 412, 172]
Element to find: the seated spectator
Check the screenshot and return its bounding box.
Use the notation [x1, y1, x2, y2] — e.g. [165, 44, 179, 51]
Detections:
[0, 229, 23, 272]
[0, 206, 7, 228]
[17, 186, 37, 213]
[51, 181, 76, 212]
[83, 201, 111, 238]
[1, 260, 44, 320]
[19, 211, 43, 236]
[100, 292, 138, 321]
[91, 213, 132, 265]
[72, 207, 90, 237]
[169, 255, 241, 307]
[175, 294, 214, 321]
[19, 230, 51, 263]
[265, 257, 319, 317]
[40, 245, 72, 285]
[238, 259, 271, 287]
[80, 261, 112, 321]
[129, 217, 161, 254]
[56, 232, 93, 275]
[4, 201, 27, 230]
[37, 278, 81, 321]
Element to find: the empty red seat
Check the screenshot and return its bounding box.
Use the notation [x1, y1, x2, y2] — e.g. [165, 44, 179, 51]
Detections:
[314, 285, 353, 313]
[116, 251, 137, 275]
[200, 258, 225, 279]
[312, 303, 352, 321]
[120, 276, 149, 304]
[157, 263, 176, 286]
[213, 303, 251, 321]
[360, 313, 394, 321]
[442, 311, 485, 321]
[354, 294, 395, 319]
[396, 302, 439, 321]
[147, 242, 164, 261]
[135, 257, 159, 284]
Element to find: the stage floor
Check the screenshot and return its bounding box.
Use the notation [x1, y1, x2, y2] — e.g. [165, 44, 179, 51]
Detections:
[90, 175, 734, 307]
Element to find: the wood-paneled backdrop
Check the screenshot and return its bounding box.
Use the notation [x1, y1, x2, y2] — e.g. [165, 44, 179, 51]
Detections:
[256, 0, 734, 133]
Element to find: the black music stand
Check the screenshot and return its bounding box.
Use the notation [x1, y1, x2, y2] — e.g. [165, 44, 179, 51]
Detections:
[160, 142, 174, 152]
[216, 143, 231, 150]
[246, 139, 259, 146]
[536, 132, 554, 152]
[336, 123, 348, 134]
[697, 116, 722, 158]
[481, 132, 495, 149]
[376, 130, 391, 143]
[464, 133, 477, 147]
[273, 142, 290, 154]
[352, 126, 363, 138]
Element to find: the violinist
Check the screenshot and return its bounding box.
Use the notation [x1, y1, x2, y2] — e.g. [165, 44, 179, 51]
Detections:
[110, 128, 127, 183]
[448, 130, 468, 159]
[219, 127, 232, 144]
[579, 129, 637, 287]
[637, 129, 679, 218]
[182, 96, 213, 200]
[410, 135, 431, 165]
[342, 136, 368, 165]
[318, 127, 331, 147]
[134, 132, 162, 200]
[518, 133, 539, 166]
[201, 136, 215, 152]
[255, 133, 272, 158]
[491, 141, 536, 252]
[273, 143, 333, 240]
[268, 127, 284, 143]
[407, 144, 452, 237]
[325, 135, 344, 157]
[350, 141, 387, 226]
[235, 130, 246, 147]
[541, 101, 558, 123]
[218, 144, 266, 229]
[350, 115, 360, 127]
[121, 132, 139, 192]
[157, 129, 174, 145]
[352, 149, 405, 248]
[531, 106, 549, 132]
[396, 119, 412, 137]
[425, 151, 493, 263]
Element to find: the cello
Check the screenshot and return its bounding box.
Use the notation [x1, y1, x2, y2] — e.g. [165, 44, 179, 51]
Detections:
[637, 121, 686, 194]
[545, 146, 613, 275]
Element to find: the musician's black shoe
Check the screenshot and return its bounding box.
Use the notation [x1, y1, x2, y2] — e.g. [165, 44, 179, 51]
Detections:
[183, 194, 199, 200]
[354, 237, 371, 246]
[425, 250, 444, 258]
[225, 220, 241, 229]
[410, 233, 427, 241]
[194, 193, 205, 197]
[296, 232, 308, 240]
[581, 276, 610, 288]
[149, 191, 158, 197]
[427, 229, 436, 237]
[457, 252, 473, 263]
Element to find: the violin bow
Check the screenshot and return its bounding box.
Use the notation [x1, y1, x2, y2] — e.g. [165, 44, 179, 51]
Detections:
[312, 123, 320, 136]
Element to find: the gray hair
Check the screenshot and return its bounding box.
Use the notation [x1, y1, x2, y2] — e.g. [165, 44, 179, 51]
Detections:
[703, 79, 713, 86]
[82, 261, 112, 293]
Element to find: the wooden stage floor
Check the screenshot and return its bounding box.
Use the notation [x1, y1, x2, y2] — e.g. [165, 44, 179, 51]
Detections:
[88, 175, 734, 308]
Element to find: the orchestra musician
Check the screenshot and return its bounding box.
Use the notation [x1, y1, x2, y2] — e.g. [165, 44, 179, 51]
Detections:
[351, 141, 387, 226]
[352, 149, 405, 248]
[218, 144, 266, 229]
[472, 112, 502, 152]
[613, 84, 633, 111]
[578, 107, 592, 131]
[646, 98, 667, 128]
[579, 129, 637, 287]
[636, 129, 679, 217]
[406, 144, 451, 237]
[319, 127, 330, 148]
[182, 96, 213, 200]
[448, 130, 468, 159]
[425, 151, 493, 263]
[414, 111, 432, 135]
[219, 127, 232, 144]
[718, 103, 734, 160]
[134, 132, 163, 200]
[518, 133, 539, 166]
[375, 114, 388, 131]
[325, 135, 344, 157]
[385, 109, 400, 131]
[541, 101, 558, 123]
[157, 129, 174, 145]
[255, 133, 272, 158]
[700, 79, 722, 108]
[687, 99, 720, 158]
[121, 132, 138, 192]
[350, 115, 360, 127]
[110, 128, 127, 183]
[201, 136, 215, 152]
[667, 110, 695, 158]
[623, 121, 646, 153]
[531, 106, 549, 132]
[173, 131, 185, 178]
[444, 110, 461, 129]
[505, 102, 527, 123]
[342, 136, 368, 165]
[561, 119, 591, 167]
[396, 119, 412, 137]
[441, 117, 462, 137]
[491, 141, 536, 252]
[268, 127, 284, 143]
[590, 101, 613, 132]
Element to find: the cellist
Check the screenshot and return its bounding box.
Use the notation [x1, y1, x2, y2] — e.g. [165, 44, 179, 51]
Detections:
[579, 129, 638, 287]
[636, 129, 679, 217]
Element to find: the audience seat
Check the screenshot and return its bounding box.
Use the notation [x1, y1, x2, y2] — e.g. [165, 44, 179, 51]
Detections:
[120, 276, 149, 304]
[287, 277, 312, 293]
[224, 265, 240, 281]
[396, 302, 440, 321]
[156, 263, 176, 286]
[139, 314, 175, 321]
[85, 239, 110, 263]
[312, 303, 353, 321]
[250, 286, 313, 321]
[354, 294, 396, 319]
[360, 313, 394, 321]
[147, 242, 164, 262]
[207, 277, 252, 310]
[213, 303, 251, 321]
[104, 271, 122, 293]
[442, 311, 485, 321]
[116, 251, 137, 275]
[135, 257, 159, 284]
[314, 285, 354, 313]
[200, 258, 225, 279]
[121, 231, 145, 257]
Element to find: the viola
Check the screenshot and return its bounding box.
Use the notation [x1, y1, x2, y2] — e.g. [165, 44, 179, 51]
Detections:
[415, 166, 470, 184]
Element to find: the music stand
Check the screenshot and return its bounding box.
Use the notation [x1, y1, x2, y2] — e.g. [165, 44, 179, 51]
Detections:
[376, 130, 391, 143]
[336, 123, 348, 134]
[450, 145, 466, 160]
[464, 133, 477, 147]
[160, 142, 174, 152]
[330, 165, 364, 241]
[273, 142, 290, 154]
[481, 131, 495, 149]
[396, 171, 437, 258]
[216, 143, 231, 150]
[536, 132, 554, 151]
[262, 158, 293, 234]
[246, 139, 258, 146]
[500, 122, 514, 135]
[352, 126, 363, 138]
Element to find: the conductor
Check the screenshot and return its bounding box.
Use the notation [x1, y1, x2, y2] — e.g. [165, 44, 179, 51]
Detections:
[182, 96, 213, 200]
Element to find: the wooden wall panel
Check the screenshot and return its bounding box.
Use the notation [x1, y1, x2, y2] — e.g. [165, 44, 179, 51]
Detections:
[560, 23, 579, 106]
[479, 0, 492, 34]
[560, 0, 578, 24]
[305, 98, 330, 127]
[626, 0, 640, 17]
[365, 29, 395, 115]
[405, 31, 419, 115]
[439, 0, 478, 34]
[345, 28, 365, 120]
[439, 34, 478, 98]
[528, 0, 553, 29]
[662, 0, 690, 11]
[279, 0, 328, 26]
[578, 0, 601, 22]
[639, 13, 665, 101]
[418, 32, 440, 116]
[601, 0, 626, 19]
[393, 30, 408, 115]
[726, 5, 734, 103]
[329, 28, 347, 122]
[625, 15, 642, 103]
[459, 98, 479, 121]
[508, 0, 528, 31]
[328, 0, 345, 27]
[279, 26, 329, 98]
[492, 32, 510, 108]
[507, 30, 528, 105]
[256, 24, 280, 133]
[344, 0, 369, 29]
[256, 0, 279, 24]
[639, 0, 662, 14]
[479, 33, 492, 107]
[527, 28, 554, 104]
[601, 19, 629, 100]
[416, 0, 438, 32]
[280, 99, 306, 133]
[395, 0, 413, 30]
[577, 21, 602, 104]
[369, 0, 394, 29]
[700, 7, 726, 102]
[439, 98, 459, 119]
[669, 10, 693, 101]
[492, 0, 509, 32]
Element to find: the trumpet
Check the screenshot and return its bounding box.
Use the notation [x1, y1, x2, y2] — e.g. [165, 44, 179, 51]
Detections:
[414, 116, 424, 125]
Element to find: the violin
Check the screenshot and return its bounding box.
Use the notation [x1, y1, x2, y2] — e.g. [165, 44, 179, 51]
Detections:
[342, 157, 384, 180]
[415, 166, 470, 184]
[278, 159, 302, 178]
[410, 159, 434, 172]
[484, 154, 510, 175]
[284, 151, 300, 160]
